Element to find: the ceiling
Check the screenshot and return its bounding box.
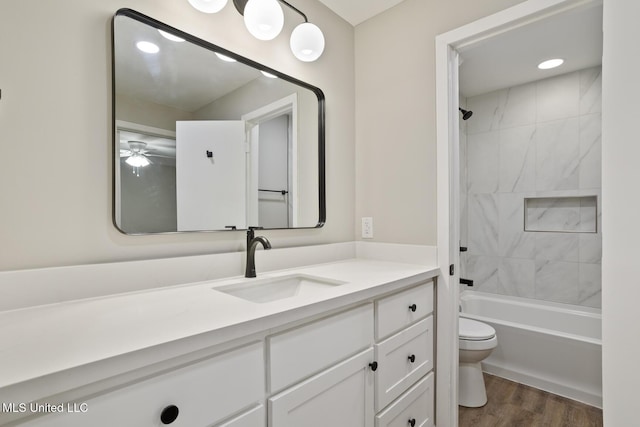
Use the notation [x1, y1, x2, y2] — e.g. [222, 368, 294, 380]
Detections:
[115, 15, 260, 112]
[115, 1, 603, 115]
[317, 0, 407, 26]
[459, 3, 603, 97]
[317, 0, 602, 97]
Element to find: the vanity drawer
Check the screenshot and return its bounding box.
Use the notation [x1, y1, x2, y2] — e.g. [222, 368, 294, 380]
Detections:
[375, 316, 434, 410]
[20, 342, 264, 427]
[376, 281, 433, 340]
[269, 304, 374, 392]
[375, 372, 434, 427]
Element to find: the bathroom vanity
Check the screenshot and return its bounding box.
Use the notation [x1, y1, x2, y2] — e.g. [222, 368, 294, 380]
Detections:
[0, 258, 438, 426]
[14, 15, 441, 421]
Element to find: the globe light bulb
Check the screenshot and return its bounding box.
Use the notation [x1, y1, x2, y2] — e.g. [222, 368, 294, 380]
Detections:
[290, 22, 325, 62]
[187, 0, 228, 13]
[243, 0, 284, 41]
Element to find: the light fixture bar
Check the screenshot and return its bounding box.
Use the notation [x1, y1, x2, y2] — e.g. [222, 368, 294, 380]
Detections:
[279, 0, 307, 22]
[233, 0, 248, 14]
[199, 0, 325, 62]
[234, 0, 307, 21]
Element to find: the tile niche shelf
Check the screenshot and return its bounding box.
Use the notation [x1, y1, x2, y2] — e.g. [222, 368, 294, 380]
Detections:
[524, 195, 598, 233]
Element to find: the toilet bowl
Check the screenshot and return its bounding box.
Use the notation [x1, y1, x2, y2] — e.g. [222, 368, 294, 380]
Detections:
[459, 317, 498, 407]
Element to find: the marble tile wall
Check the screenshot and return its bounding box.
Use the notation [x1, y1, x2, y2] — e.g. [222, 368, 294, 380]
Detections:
[460, 66, 602, 308]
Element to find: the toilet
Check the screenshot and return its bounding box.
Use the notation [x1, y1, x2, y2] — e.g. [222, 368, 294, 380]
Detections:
[459, 317, 498, 407]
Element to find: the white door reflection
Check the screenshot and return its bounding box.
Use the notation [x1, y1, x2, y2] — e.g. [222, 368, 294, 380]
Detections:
[176, 120, 246, 231]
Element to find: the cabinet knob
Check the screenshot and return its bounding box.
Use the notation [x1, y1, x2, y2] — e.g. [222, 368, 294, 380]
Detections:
[408, 418, 416, 427]
[409, 304, 417, 312]
[160, 405, 179, 424]
[369, 361, 378, 372]
[408, 354, 416, 363]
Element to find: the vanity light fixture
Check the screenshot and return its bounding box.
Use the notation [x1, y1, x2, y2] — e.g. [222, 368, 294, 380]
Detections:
[187, 0, 325, 62]
[538, 58, 564, 70]
[136, 41, 159, 54]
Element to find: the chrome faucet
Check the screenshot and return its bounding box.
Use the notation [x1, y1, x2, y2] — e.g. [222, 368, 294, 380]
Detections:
[245, 227, 272, 278]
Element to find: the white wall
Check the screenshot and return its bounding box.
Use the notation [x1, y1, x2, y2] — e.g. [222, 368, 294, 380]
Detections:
[354, 0, 524, 245]
[601, 0, 640, 424]
[116, 94, 196, 131]
[0, 0, 355, 271]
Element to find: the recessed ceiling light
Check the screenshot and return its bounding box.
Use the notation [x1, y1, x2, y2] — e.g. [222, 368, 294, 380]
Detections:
[136, 41, 159, 54]
[158, 30, 185, 42]
[215, 52, 237, 63]
[261, 71, 278, 79]
[538, 58, 564, 70]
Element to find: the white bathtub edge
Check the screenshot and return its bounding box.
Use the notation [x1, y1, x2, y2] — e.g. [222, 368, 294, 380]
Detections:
[482, 362, 603, 409]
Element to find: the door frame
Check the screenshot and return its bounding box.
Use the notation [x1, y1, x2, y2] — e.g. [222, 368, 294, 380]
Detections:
[242, 94, 299, 228]
[434, 0, 602, 424]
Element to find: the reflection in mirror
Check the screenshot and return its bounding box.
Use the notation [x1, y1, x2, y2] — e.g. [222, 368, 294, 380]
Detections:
[112, 9, 325, 234]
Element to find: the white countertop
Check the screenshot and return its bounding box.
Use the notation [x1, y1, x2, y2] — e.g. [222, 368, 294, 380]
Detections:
[0, 259, 438, 394]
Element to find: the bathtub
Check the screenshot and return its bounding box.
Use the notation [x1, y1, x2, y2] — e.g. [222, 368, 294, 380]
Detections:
[460, 291, 602, 408]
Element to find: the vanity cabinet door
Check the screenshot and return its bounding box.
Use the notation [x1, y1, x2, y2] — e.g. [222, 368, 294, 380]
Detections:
[269, 349, 374, 427]
[19, 342, 264, 427]
[215, 404, 265, 427]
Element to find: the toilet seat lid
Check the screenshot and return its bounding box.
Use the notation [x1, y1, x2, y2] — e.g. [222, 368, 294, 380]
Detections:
[459, 318, 496, 340]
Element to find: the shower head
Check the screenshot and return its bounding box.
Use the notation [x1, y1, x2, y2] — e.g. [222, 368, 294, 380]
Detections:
[459, 108, 473, 120]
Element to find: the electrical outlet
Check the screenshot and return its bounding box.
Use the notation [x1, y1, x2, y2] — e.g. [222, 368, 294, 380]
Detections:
[361, 217, 373, 239]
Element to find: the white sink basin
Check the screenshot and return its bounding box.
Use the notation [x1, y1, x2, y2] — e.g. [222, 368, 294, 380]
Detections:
[214, 274, 346, 303]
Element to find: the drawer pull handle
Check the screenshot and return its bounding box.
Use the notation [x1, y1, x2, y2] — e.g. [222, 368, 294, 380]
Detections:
[408, 418, 416, 427]
[160, 405, 179, 424]
[408, 354, 416, 363]
[409, 304, 417, 312]
[369, 361, 378, 372]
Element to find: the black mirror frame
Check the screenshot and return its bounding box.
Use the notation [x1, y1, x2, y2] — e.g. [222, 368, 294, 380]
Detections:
[111, 8, 326, 234]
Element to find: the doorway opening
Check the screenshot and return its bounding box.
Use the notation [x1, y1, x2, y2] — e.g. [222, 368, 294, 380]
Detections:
[435, 0, 603, 424]
[243, 94, 299, 228]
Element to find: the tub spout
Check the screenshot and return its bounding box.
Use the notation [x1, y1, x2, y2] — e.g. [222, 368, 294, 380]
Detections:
[460, 278, 474, 286]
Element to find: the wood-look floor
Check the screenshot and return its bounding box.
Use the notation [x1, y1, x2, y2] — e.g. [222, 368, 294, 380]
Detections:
[459, 374, 603, 427]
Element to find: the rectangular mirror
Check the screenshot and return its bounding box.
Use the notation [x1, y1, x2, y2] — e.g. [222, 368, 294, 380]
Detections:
[112, 9, 325, 234]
